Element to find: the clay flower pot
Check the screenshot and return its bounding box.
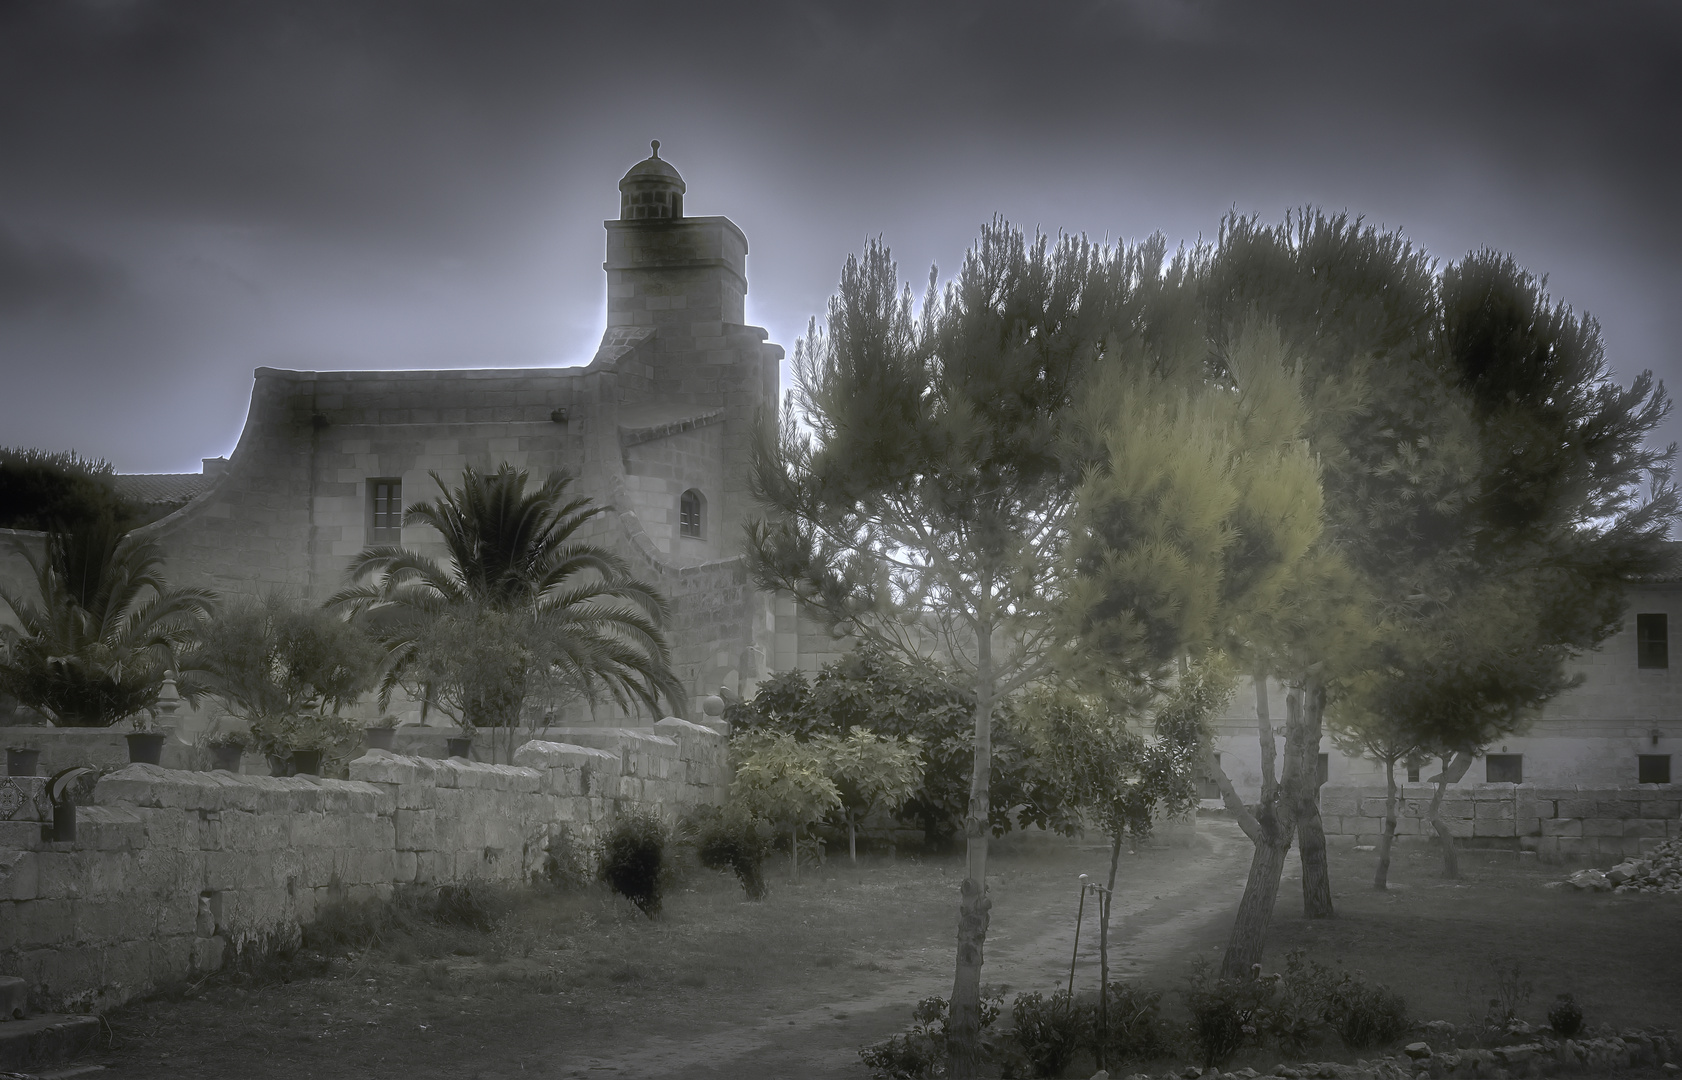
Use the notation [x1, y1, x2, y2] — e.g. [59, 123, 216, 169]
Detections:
[290, 749, 323, 776]
[365, 727, 397, 752]
[210, 745, 244, 772]
[126, 732, 166, 766]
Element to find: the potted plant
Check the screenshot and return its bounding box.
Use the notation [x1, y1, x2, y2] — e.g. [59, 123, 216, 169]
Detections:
[446, 722, 475, 760]
[125, 714, 167, 765]
[251, 712, 360, 777]
[205, 730, 248, 773]
[364, 715, 400, 752]
[197, 594, 380, 778]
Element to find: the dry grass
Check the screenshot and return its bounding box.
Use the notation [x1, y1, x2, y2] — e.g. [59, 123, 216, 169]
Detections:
[1264, 841, 1682, 1032]
[85, 827, 1682, 1079]
[98, 854, 965, 1079]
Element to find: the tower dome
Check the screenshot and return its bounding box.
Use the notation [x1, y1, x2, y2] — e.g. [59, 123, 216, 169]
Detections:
[619, 140, 686, 221]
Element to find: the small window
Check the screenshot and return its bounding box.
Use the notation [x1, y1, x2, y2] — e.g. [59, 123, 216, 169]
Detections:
[1637, 613, 1668, 669]
[679, 489, 705, 539]
[1406, 762, 1421, 784]
[1485, 754, 1523, 784]
[1316, 752, 1329, 788]
[1638, 754, 1672, 784]
[369, 478, 403, 543]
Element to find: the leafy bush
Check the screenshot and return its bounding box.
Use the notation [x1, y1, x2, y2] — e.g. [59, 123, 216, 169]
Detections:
[432, 882, 499, 931]
[1009, 990, 1085, 1077]
[1097, 981, 1171, 1064]
[1182, 960, 1273, 1069]
[688, 806, 772, 900]
[727, 648, 1076, 848]
[1327, 979, 1409, 1050]
[1548, 993, 1584, 1037]
[858, 993, 1002, 1080]
[602, 809, 668, 917]
[1280, 951, 1408, 1051]
[539, 825, 595, 891]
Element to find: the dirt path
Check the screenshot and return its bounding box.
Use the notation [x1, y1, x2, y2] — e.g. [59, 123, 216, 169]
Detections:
[578, 821, 1254, 1079]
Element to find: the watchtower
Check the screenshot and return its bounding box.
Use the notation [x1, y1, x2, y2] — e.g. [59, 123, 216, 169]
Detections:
[604, 141, 748, 334]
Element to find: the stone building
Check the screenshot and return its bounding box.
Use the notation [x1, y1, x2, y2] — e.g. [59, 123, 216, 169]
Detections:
[88, 144, 829, 722]
[1209, 572, 1682, 798]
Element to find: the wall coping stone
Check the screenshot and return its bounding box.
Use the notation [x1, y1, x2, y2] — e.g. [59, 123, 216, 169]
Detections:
[513, 741, 618, 769]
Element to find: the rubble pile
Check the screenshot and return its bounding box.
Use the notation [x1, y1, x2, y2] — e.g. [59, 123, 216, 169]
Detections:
[1557, 837, 1682, 893]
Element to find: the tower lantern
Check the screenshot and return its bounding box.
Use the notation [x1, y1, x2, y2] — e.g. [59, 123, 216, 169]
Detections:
[618, 140, 686, 221]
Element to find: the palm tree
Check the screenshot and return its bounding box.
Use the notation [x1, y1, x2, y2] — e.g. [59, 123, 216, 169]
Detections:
[0, 518, 216, 726]
[330, 464, 683, 757]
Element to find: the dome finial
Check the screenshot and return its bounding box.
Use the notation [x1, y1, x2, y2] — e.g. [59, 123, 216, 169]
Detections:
[651, 139, 660, 159]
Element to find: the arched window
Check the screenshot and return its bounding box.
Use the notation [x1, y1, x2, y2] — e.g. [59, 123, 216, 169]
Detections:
[679, 489, 705, 539]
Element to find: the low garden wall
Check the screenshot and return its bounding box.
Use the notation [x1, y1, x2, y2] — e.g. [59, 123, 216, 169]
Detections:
[1319, 783, 1682, 860]
[0, 719, 727, 1013]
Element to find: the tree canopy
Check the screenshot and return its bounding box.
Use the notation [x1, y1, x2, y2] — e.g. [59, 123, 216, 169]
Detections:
[330, 464, 682, 752]
[0, 521, 215, 726]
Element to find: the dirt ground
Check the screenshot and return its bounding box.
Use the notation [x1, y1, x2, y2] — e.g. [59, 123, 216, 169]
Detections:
[82, 820, 1681, 1079]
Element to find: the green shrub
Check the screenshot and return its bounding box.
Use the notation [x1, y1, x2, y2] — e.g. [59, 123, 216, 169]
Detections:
[540, 826, 594, 891]
[1096, 981, 1170, 1064]
[602, 809, 668, 917]
[1547, 993, 1584, 1038]
[690, 807, 772, 900]
[1009, 990, 1085, 1077]
[432, 881, 498, 931]
[858, 993, 1002, 1079]
[1182, 960, 1272, 1070]
[1279, 951, 1408, 1051]
[725, 648, 1077, 849]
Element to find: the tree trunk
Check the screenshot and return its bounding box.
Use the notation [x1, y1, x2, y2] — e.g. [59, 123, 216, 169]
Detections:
[1374, 756, 1398, 890]
[947, 633, 994, 1080]
[790, 822, 799, 882]
[1097, 886, 1111, 1073]
[1222, 828, 1290, 977]
[1295, 677, 1334, 918]
[1096, 831, 1123, 1073]
[1428, 751, 1474, 879]
[1255, 672, 1276, 796]
[1221, 679, 1312, 977]
[848, 817, 857, 865]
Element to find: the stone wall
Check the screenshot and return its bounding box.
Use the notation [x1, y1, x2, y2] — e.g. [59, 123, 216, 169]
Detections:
[0, 719, 726, 1013]
[1318, 782, 1682, 860]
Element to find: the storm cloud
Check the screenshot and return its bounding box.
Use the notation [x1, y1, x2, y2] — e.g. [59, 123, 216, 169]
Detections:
[2, 0, 1678, 470]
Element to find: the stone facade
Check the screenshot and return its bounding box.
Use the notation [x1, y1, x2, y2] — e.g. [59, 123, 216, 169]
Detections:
[0, 720, 726, 1013]
[1316, 782, 1682, 861]
[59, 147, 808, 722]
[1210, 579, 1682, 800]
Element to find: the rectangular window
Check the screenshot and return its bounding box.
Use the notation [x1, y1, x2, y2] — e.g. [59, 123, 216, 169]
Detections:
[1406, 762, 1421, 784]
[1485, 754, 1523, 784]
[369, 478, 403, 543]
[1316, 752, 1329, 788]
[1637, 613, 1668, 669]
[1638, 754, 1672, 784]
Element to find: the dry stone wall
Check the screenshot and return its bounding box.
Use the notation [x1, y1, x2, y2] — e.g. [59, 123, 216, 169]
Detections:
[1318, 783, 1682, 860]
[0, 719, 726, 1013]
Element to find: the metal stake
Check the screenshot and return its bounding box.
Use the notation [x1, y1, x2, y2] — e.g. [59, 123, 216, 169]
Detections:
[1067, 874, 1088, 1000]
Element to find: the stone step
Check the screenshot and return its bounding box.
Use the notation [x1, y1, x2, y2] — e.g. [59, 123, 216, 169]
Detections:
[0, 1015, 101, 1074]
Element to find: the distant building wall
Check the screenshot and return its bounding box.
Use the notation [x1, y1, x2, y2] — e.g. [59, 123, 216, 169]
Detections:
[1316, 782, 1681, 862]
[1210, 580, 1682, 798]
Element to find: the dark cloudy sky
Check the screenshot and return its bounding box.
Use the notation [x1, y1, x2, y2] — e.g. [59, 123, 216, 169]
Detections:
[2, 0, 1678, 474]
